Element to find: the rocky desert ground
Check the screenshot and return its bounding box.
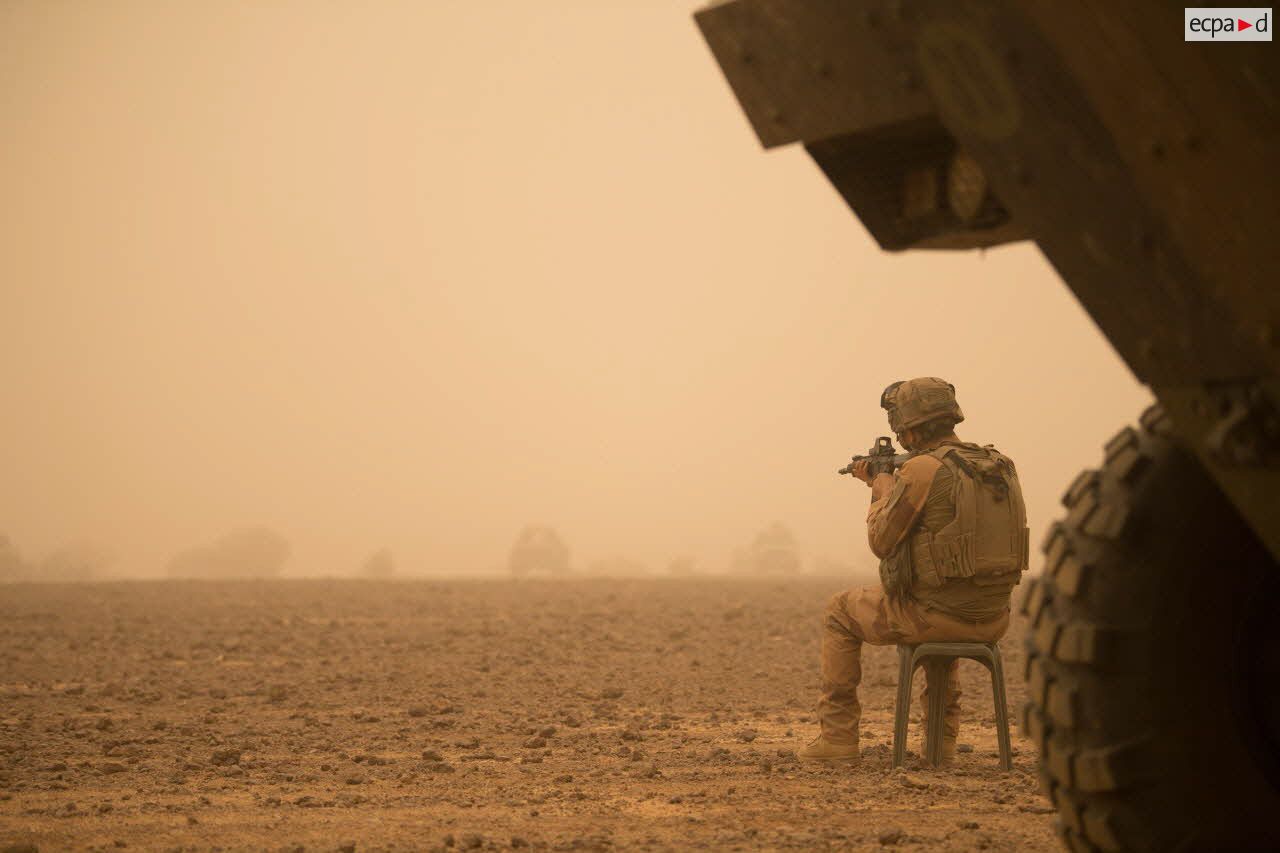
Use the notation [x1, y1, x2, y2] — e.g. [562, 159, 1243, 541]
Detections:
[0, 577, 1057, 852]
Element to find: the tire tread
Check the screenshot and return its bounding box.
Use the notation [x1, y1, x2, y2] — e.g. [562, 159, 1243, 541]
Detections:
[1025, 408, 1206, 851]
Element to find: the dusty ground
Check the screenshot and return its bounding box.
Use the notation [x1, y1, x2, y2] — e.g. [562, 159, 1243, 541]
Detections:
[0, 577, 1056, 852]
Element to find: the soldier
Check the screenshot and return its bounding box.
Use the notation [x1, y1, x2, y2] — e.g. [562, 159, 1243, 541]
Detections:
[800, 378, 1029, 762]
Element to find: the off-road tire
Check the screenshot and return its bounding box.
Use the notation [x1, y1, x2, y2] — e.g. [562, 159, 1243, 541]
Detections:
[1022, 406, 1280, 851]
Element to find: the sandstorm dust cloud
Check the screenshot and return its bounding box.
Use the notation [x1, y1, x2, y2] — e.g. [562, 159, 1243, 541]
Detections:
[0, 1, 1149, 580]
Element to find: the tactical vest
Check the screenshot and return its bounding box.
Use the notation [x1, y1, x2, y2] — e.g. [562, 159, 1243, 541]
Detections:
[908, 443, 1030, 589]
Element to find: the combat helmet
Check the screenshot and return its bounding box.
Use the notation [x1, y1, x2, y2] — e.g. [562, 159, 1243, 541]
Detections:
[880, 377, 965, 433]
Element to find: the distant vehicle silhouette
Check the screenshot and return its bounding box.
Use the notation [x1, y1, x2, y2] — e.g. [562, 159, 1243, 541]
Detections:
[733, 521, 800, 575]
[361, 548, 396, 578]
[507, 525, 570, 576]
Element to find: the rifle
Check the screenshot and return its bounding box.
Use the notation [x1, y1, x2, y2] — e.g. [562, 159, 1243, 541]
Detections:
[837, 436, 910, 477]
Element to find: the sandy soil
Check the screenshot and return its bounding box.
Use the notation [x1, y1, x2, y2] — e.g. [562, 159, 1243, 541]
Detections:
[0, 577, 1056, 852]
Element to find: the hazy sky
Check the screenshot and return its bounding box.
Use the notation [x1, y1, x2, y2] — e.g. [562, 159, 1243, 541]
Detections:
[1, 1, 1149, 577]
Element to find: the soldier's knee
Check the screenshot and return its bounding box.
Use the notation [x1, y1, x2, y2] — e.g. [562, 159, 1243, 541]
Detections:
[824, 591, 862, 638]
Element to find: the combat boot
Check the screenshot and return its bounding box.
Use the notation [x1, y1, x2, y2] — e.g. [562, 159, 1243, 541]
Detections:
[917, 737, 957, 764]
[798, 734, 860, 763]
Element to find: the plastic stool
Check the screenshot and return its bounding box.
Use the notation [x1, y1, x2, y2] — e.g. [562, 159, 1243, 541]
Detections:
[892, 641, 1012, 770]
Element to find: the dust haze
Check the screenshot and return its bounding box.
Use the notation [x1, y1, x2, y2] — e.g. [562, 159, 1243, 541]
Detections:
[0, 1, 1149, 580]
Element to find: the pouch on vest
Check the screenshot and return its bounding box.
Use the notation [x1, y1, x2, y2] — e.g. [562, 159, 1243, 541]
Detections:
[879, 540, 916, 601]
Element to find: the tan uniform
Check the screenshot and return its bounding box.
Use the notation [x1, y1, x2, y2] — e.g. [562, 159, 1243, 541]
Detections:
[818, 438, 1027, 745]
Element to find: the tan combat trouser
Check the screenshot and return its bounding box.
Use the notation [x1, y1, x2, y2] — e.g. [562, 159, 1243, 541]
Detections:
[818, 586, 1009, 745]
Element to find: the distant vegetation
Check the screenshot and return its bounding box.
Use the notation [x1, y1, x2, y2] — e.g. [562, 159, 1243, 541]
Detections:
[165, 527, 290, 579]
[584, 556, 650, 577]
[0, 535, 24, 581]
[0, 535, 112, 582]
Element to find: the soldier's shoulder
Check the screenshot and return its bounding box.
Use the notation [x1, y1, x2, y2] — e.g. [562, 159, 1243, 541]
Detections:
[900, 453, 945, 479]
[978, 443, 1019, 470]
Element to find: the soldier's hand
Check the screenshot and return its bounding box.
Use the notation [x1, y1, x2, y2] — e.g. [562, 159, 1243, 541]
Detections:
[852, 459, 876, 485]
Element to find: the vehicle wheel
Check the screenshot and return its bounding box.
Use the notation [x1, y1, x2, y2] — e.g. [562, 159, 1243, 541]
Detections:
[1022, 405, 1280, 851]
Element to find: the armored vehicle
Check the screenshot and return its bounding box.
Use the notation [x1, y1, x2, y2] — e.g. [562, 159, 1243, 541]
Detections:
[736, 521, 802, 574]
[508, 525, 571, 576]
[694, 2, 1279, 849]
